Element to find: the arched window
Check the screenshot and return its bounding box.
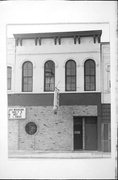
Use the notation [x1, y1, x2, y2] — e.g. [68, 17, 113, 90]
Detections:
[7, 66, 12, 90]
[44, 60, 55, 91]
[22, 61, 33, 92]
[65, 60, 76, 91]
[84, 59, 96, 91]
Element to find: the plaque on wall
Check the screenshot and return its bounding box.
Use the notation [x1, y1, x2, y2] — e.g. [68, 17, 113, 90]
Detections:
[8, 107, 26, 119]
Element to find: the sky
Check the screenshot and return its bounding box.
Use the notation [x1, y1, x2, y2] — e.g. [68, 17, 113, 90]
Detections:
[7, 23, 110, 42]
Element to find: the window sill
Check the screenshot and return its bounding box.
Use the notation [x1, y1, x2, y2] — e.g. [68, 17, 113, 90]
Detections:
[8, 150, 111, 159]
[7, 91, 101, 94]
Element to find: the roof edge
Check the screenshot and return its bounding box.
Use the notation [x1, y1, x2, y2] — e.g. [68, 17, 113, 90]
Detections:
[13, 30, 102, 39]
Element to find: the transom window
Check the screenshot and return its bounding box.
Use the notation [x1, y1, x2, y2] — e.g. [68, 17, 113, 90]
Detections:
[84, 59, 96, 91]
[22, 61, 33, 92]
[7, 66, 12, 90]
[44, 60, 55, 91]
[65, 60, 76, 91]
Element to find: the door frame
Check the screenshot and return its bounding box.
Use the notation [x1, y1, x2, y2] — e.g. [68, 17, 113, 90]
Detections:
[73, 116, 98, 151]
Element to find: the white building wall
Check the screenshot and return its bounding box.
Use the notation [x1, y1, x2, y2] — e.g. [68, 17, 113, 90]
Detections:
[16, 37, 99, 55]
[101, 43, 110, 103]
[7, 38, 15, 92]
[14, 53, 100, 93]
[7, 36, 110, 98]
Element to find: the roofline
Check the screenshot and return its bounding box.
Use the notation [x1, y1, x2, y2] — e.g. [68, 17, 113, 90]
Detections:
[100, 42, 110, 44]
[13, 30, 102, 39]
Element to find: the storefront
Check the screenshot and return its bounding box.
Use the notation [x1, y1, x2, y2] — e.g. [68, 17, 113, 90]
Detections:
[7, 30, 111, 155]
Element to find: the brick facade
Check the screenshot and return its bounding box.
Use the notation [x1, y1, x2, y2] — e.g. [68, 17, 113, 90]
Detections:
[8, 105, 98, 151]
[101, 104, 111, 123]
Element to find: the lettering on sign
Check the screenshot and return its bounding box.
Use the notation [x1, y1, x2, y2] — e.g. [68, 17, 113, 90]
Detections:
[8, 107, 26, 119]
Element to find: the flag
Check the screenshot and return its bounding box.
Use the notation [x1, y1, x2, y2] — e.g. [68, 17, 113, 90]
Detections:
[53, 87, 59, 114]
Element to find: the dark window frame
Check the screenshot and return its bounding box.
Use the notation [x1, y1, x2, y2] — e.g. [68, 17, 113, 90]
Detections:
[44, 60, 55, 92]
[84, 59, 96, 91]
[7, 66, 12, 90]
[73, 116, 97, 151]
[65, 60, 76, 91]
[22, 61, 33, 92]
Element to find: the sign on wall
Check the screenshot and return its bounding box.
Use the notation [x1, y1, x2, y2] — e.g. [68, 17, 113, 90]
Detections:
[8, 107, 26, 119]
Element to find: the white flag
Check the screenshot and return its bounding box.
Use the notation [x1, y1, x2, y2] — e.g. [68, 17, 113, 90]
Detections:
[53, 87, 59, 114]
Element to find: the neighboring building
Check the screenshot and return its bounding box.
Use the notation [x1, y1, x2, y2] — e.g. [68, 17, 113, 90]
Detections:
[7, 30, 111, 156]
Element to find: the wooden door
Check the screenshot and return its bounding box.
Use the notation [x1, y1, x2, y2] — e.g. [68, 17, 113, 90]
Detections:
[74, 117, 83, 150]
[102, 123, 111, 152]
[85, 117, 97, 150]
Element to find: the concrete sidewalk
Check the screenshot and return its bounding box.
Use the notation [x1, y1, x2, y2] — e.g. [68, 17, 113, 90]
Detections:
[8, 150, 111, 159]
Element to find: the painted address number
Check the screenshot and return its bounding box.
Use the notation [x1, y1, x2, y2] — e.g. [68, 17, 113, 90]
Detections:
[8, 107, 26, 119]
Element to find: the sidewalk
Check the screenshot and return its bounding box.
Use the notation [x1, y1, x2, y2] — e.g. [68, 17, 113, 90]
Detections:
[8, 150, 111, 159]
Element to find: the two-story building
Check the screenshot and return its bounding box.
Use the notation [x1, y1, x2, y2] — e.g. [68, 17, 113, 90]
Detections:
[7, 30, 111, 156]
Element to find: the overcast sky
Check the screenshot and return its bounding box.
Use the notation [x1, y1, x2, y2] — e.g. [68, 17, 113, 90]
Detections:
[7, 23, 110, 42]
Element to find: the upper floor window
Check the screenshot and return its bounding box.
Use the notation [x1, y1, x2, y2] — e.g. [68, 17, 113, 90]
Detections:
[44, 60, 55, 91]
[7, 66, 12, 90]
[65, 60, 76, 91]
[22, 61, 33, 92]
[84, 59, 96, 91]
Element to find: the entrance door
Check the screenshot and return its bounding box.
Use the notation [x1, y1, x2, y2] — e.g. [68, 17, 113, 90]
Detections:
[85, 117, 97, 150]
[74, 117, 83, 150]
[102, 123, 111, 152]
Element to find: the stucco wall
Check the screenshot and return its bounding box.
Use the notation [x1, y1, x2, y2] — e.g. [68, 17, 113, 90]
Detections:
[16, 37, 100, 54]
[101, 43, 110, 103]
[7, 37, 101, 93]
[7, 37, 110, 105]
